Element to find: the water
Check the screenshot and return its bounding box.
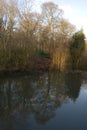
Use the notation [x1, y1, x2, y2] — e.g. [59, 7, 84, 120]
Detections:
[0, 71, 87, 130]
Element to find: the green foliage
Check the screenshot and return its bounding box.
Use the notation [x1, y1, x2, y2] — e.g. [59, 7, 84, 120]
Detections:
[70, 29, 85, 70]
[39, 51, 50, 59]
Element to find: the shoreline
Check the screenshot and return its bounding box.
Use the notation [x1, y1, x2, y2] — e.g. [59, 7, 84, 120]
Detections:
[0, 69, 86, 77]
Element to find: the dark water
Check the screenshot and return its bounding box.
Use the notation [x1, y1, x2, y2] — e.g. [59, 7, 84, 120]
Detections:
[0, 71, 87, 130]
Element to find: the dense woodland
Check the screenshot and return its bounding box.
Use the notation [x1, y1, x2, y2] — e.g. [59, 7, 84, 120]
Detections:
[0, 0, 87, 72]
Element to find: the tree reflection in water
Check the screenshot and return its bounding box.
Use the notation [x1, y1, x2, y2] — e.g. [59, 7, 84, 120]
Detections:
[65, 73, 82, 101]
[0, 71, 82, 127]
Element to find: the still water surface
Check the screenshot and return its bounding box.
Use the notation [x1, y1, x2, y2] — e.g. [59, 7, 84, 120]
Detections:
[0, 71, 87, 130]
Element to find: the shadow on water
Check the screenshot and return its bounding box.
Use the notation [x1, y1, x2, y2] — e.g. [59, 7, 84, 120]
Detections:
[0, 71, 83, 129]
[65, 73, 82, 101]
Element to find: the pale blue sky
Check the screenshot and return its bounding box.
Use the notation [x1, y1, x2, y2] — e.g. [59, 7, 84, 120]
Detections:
[57, 0, 87, 37]
[19, 0, 87, 37]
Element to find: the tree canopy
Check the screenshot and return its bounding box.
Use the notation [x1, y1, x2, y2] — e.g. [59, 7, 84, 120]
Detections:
[0, 0, 86, 72]
[70, 29, 85, 70]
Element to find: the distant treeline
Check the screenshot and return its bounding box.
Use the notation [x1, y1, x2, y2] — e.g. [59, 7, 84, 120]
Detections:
[0, 0, 86, 72]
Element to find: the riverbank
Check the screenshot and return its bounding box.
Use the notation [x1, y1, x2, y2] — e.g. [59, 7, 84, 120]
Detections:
[0, 68, 86, 78]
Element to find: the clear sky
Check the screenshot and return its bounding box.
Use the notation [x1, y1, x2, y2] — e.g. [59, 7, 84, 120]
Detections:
[19, 0, 87, 37]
